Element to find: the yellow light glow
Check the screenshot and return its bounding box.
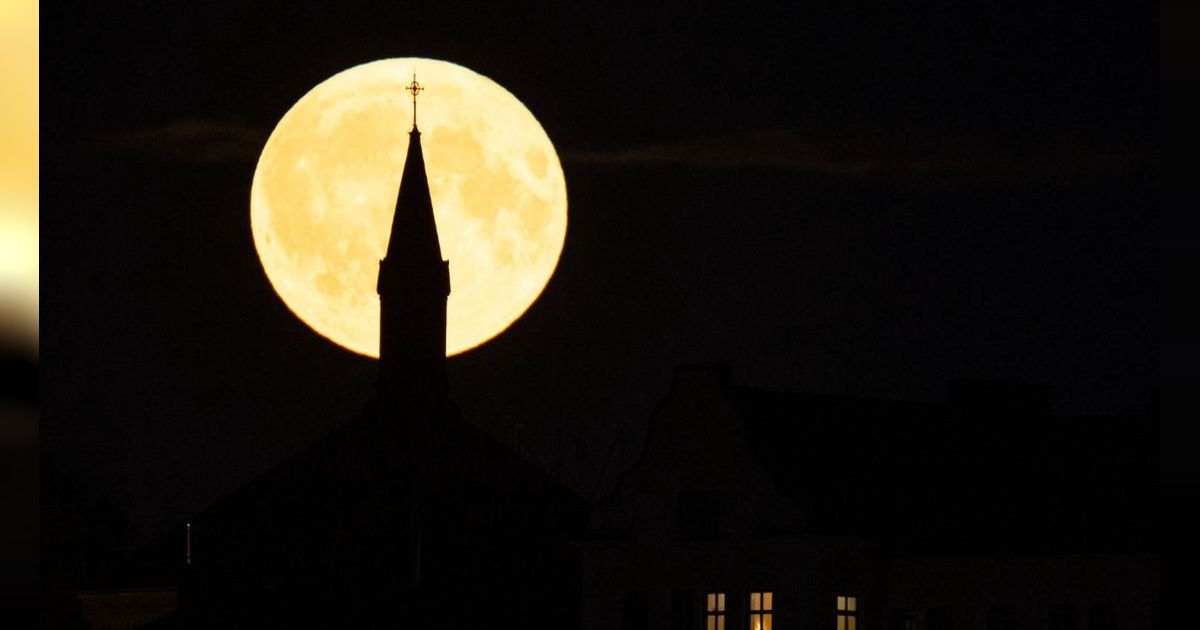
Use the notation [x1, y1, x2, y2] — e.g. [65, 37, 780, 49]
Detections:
[0, 0, 38, 348]
[251, 58, 567, 356]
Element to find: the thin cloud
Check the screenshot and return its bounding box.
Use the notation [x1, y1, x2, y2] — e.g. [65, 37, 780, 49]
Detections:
[565, 128, 1150, 180]
[90, 117, 268, 164]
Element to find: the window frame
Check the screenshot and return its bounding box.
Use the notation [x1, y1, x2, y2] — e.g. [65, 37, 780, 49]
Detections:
[837, 595, 859, 630]
[749, 590, 774, 630]
[705, 591, 727, 630]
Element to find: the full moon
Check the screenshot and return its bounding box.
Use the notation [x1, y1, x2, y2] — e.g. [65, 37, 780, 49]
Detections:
[251, 58, 567, 357]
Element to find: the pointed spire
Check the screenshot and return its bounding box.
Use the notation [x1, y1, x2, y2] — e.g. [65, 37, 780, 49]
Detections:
[383, 128, 442, 263]
[377, 75, 450, 393]
[382, 72, 439, 263]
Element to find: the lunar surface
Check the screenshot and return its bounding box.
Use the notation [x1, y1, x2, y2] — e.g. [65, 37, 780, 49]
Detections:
[251, 58, 567, 357]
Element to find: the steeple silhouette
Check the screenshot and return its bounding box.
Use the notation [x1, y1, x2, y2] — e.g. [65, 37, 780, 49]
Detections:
[377, 76, 450, 397]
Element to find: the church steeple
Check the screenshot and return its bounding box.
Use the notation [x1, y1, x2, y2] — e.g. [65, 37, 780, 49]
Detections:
[376, 75, 450, 396]
[383, 126, 443, 264]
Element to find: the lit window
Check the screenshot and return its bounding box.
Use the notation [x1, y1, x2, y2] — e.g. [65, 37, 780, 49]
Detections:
[706, 592, 726, 630]
[750, 591, 774, 630]
[837, 596, 858, 630]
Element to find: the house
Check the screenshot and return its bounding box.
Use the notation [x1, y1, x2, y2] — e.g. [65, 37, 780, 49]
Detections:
[577, 365, 1158, 630]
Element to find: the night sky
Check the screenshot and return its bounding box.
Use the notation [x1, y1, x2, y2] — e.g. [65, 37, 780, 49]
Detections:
[42, 2, 1158, 550]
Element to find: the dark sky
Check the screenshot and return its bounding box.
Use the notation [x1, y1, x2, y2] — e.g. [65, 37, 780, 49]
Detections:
[42, 1, 1158, 549]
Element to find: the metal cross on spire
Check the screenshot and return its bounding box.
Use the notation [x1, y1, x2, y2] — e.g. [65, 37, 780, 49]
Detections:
[405, 73, 424, 130]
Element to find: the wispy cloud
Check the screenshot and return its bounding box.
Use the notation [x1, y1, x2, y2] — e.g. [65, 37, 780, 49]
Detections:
[565, 128, 1150, 180]
[90, 117, 268, 164]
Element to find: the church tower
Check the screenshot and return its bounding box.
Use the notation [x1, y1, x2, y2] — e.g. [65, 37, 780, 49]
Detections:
[377, 76, 450, 398]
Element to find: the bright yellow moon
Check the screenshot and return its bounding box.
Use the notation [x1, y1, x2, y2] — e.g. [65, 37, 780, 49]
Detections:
[251, 58, 567, 357]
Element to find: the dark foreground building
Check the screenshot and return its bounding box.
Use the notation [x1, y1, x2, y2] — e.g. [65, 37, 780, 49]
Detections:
[578, 365, 1158, 630]
[102, 362, 1158, 629]
[72, 107, 1157, 628]
[151, 109, 587, 627]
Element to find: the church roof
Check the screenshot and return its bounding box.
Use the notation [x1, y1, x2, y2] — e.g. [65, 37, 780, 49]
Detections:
[385, 128, 443, 264]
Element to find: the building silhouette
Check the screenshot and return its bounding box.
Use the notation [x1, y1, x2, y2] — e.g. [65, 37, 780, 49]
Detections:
[577, 365, 1158, 630]
[149, 102, 586, 628]
[377, 122, 450, 399]
[73, 106, 1157, 629]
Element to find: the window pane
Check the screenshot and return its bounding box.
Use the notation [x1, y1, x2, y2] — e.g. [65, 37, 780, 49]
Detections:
[708, 616, 716, 630]
[718, 616, 725, 630]
[850, 616, 857, 630]
[752, 613, 761, 630]
[752, 593, 762, 611]
[839, 597, 847, 611]
[764, 592, 773, 611]
[763, 613, 773, 630]
[708, 594, 716, 612]
[839, 614, 846, 630]
[718, 593, 726, 611]
[849, 597, 857, 612]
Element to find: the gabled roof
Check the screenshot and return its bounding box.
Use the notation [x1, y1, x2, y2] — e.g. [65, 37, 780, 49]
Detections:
[590, 364, 1157, 554]
[730, 379, 1158, 554]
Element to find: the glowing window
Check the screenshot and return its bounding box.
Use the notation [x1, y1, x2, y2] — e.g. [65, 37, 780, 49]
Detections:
[706, 593, 726, 630]
[837, 596, 858, 630]
[750, 591, 774, 630]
